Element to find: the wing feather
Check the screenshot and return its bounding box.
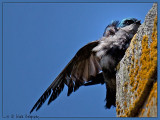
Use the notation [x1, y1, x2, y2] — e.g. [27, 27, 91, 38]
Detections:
[82, 59, 89, 81]
[30, 41, 102, 113]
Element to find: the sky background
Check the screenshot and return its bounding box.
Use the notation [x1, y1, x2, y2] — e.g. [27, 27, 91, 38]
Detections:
[0, 1, 154, 119]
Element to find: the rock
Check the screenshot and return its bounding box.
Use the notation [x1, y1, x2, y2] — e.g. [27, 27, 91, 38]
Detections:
[116, 3, 157, 117]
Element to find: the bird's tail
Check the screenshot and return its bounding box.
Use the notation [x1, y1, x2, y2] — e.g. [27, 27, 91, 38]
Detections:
[105, 78, 116, 108]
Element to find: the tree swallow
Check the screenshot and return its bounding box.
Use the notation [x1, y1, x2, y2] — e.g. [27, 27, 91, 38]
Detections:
[30, 18, 141, 113]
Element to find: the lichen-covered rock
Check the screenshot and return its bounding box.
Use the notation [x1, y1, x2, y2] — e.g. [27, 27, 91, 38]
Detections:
[116, 3, 157, 117]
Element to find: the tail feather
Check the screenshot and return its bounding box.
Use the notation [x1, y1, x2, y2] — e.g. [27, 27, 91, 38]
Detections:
[105, 85, 116, 108]
[105, 79, 116, 108]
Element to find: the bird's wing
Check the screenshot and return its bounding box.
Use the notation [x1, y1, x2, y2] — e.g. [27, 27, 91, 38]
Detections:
[30, 40, 102, 113]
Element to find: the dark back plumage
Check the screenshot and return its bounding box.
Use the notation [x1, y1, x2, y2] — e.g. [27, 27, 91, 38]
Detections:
[103, 20, 119, 37]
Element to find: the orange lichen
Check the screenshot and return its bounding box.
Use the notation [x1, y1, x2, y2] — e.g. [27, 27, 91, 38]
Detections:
[124, 101, 127, 107]
[141, 108, 145, 116]
[147, 108, 150, 117]
[129, 48, 139, 89]
[151, 101, 153, 106]
[124, 81, 128, 88]
[116, 108, 120, 115]
[146, 81, 157, 108]
[116, 101, 120, 108]
[116, 101, 121, 115]
[129, 34, 137, 51]
[121, 16, 157, 117]
[121, 109, 123, 113]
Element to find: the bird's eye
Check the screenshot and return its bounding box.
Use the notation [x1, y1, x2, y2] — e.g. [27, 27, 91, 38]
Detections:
[125, 20, 134, 25]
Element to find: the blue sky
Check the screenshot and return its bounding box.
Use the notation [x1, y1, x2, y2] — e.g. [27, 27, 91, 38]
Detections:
[0, 1, 154, 119]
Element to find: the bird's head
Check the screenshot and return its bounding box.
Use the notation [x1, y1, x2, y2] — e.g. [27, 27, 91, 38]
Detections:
[103, 18, 141, 37]
[118, 18, 141, 28]
[118, 18, 141, 38]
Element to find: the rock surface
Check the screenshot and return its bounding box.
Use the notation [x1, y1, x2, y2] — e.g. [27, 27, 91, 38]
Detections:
[116, 3, 157, 117]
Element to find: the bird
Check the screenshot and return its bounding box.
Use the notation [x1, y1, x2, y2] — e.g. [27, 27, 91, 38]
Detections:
[30, 18, 141, 113]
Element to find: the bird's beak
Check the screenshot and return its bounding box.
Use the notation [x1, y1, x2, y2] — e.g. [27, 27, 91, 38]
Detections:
[136, 20, 141, 25]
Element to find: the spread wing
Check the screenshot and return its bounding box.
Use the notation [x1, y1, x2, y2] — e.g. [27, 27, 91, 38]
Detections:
[30, 41, 102, 113]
